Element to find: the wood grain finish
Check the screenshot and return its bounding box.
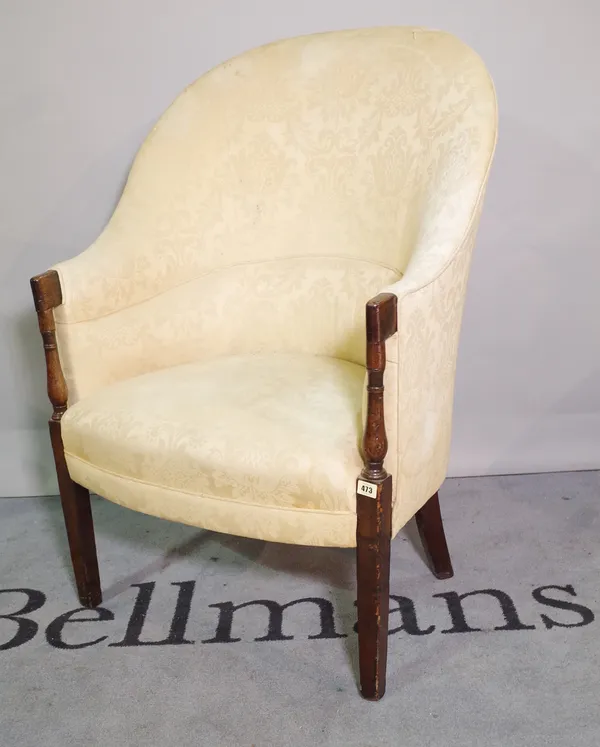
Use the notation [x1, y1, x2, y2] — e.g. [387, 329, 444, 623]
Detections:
[356, 292, 397, 701]
[415, 491, 454, 580]
[30, 271, 68, 422]
[361, 293, 397, 481]
[49, 419, 102, 607]
[356, 473, 393, 700]
[31, 270, 102, 608]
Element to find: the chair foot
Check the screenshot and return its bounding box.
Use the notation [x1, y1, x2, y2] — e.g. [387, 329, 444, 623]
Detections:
[50, 420, 102, 608]
[415, 491, 454, 580]
[356, 474, 392, 701]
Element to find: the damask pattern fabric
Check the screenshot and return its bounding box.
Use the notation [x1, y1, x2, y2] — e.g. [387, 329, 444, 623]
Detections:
[62, 355, 372, 546]
[50, 27, 497, 546]
[55, 258, 400, 404]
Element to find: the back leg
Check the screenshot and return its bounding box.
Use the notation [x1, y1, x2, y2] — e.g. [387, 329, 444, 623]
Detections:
[414, 491, 454, 580]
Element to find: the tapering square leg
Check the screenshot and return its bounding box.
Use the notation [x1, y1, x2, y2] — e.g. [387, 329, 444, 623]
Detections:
[356, 473, 392, 701]
[415, 491, 454, 580]
[49, 419, 102, 608]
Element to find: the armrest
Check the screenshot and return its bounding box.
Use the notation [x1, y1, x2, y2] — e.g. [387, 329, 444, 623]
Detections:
[377, 215, 483, 534]
[30, 269, 68, 422]
[360, 292, 398, 483]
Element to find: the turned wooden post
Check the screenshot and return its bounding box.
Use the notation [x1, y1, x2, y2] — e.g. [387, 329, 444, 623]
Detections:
[356, 292, 397, 701]
[31, 271, 68, 421]
[31, 270, 101, 608]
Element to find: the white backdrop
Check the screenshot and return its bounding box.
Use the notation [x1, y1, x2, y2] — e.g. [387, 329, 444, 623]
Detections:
[1, 0, 599, 497]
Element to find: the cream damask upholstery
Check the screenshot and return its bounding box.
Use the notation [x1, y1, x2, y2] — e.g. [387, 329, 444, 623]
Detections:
[54, 27, 497, 547]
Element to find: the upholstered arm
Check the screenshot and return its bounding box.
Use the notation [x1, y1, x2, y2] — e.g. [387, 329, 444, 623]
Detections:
[380, 195, 487, 535]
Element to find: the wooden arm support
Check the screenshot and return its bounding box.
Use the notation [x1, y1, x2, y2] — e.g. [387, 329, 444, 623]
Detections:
[30, 269, 102, 608]
[355, 292, 397, 701]
[361, 292, 398, 482]
[30, 270, 67, 422]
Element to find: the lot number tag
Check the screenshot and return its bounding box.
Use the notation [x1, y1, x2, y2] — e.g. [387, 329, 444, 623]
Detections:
[357, 480, 378, 498]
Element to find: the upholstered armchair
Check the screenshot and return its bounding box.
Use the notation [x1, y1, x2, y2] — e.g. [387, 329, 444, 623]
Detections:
[31, 27, 496, 699]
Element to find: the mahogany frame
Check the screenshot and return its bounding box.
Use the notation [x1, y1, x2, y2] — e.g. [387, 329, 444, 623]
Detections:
[31, 270, 101, 608]
[30, 274, 454, 700]
[356, 293, 454, 700]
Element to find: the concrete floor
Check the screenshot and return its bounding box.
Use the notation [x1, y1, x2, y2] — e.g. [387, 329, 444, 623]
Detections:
[1, 471, 599, 746]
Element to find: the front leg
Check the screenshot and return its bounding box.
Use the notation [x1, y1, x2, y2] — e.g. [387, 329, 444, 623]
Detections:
[356, 292, 397, 701]
[31, 270, 102, 608]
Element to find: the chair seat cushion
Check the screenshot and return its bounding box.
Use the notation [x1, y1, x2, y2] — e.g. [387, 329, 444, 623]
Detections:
[62, 354, 365, 546]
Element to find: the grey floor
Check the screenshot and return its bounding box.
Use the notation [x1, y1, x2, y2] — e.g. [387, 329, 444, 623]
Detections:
[1, 471, 599, 747]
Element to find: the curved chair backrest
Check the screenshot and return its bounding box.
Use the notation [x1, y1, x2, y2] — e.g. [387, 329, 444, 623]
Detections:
[54, 28, 496, 403]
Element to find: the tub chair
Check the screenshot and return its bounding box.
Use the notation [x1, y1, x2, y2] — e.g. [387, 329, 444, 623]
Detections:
[31, 27, 497, 699]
